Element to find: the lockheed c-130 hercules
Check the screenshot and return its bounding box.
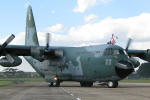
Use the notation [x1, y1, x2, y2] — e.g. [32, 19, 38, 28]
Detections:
[0, 5, 150, 88]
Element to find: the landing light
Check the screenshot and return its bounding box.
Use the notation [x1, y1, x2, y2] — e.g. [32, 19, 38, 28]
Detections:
[54, 77, 58, 81]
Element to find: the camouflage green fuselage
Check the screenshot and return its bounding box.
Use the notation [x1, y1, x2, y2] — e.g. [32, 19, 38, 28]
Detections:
[23, 6, 132, 83]
[24, 44, 129, 83]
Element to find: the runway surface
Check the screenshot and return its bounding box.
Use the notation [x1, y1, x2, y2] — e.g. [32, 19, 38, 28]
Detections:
[0, 82, 150, 100]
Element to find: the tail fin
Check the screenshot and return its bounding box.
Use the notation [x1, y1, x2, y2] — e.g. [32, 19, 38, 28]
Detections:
[24, 6, 44, 78]
[25, 5, 39, 46]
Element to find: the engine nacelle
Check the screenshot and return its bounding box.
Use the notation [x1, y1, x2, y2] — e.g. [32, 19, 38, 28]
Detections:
[30, 47, 45, 62]
[30, 47, 64, 61]
[147, 49, 150, 54]
[54, 50, 63, 57]
[130, 57, 140, 68]
[30, 47, 43, 56]
[141, 49, 150, 62]
[0, 56, 22, 67]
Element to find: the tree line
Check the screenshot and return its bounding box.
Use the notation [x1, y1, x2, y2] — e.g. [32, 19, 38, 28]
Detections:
[0, 68, 41, 78]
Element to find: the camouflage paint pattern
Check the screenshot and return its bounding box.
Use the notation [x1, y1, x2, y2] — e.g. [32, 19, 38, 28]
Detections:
[23, 6, 131, 83]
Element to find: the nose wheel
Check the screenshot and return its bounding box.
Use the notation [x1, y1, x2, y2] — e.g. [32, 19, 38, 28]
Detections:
[107, 81, 118, 88]
[53, 80, 60, 87]
[48, 80, 60, 87]
[48, 76, 60, 87]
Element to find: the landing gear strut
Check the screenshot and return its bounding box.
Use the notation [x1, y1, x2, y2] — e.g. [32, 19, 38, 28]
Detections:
[80, 82, 93, 87]
[107, 81, 118, 88]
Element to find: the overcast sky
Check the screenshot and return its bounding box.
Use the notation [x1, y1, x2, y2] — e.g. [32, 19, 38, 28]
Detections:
[0, 0, 150, 72]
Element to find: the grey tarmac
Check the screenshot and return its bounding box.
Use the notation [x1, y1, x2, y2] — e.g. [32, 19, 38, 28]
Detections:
[0, 82, 150, 100]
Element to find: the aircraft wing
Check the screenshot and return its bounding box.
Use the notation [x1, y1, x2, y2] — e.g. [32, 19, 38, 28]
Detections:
[0, 45, 63, 58]
[0, 32, 63, 67]
[0, 44, 63, 67]
[0, 34, 63, 57]
[0, 45, 31, 56]
[127, 49, 150, 62]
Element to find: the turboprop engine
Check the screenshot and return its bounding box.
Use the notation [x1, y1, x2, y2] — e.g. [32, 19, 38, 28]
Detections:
[0, 34, 22, 67]
[130, 57, 140, 68]
[0, 56, 22, 67]
[30, 33, 64, 62]
[141, 49, 150, 62]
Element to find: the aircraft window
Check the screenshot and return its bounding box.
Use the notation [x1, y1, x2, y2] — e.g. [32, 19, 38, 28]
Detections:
[104, 48, 113, 55]
[113, 50, 119, 55]
[105, 49, 126, 55]
[113, 49, 126, 55]
[119, 50, 125, 55]
[123, 50, 128, 55]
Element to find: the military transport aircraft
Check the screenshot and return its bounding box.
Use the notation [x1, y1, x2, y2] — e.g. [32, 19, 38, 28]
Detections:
[0, 6, 150, 88]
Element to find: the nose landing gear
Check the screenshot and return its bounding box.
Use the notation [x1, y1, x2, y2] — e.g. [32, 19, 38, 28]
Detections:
[48, 81, 60, 87]
[48, 76, 60, 87]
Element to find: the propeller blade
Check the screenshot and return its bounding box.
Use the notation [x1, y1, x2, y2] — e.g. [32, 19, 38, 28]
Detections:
[125, 38, 132, 51]
[6, 54, 15, 64]
[1, 34, 15, 49]
[46, 33, 50, 49]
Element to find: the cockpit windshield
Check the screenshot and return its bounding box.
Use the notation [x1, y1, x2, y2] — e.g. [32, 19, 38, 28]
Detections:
[104, 48, 125, 56]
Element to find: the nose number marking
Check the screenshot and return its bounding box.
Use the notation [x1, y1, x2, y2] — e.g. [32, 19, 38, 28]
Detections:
[105, 59, 112, 66]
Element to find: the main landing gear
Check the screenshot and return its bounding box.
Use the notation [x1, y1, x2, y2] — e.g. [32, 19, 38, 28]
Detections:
[107, 81, 118, 88]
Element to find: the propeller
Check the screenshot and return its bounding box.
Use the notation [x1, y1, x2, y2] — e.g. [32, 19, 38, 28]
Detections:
[1, 34, 15, 49]
[125, 38, 132, 51]
[45, 33, 63, 57]
[46, 33, 51, 50]
[0, 34, 15, 57]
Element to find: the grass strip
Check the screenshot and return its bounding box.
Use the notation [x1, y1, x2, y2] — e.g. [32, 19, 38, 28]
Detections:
[121, 78, 150, 83]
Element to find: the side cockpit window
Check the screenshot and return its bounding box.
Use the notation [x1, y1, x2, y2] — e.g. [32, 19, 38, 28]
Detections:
[113, 49, 125, 55]
[119, 50, 125, 55]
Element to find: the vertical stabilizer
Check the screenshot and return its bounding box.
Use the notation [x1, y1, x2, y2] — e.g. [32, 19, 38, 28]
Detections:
[24, 6, 44, 77]
[25, 5, 39, 46]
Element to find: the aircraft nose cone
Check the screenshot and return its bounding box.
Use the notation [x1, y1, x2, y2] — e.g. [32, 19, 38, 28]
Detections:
[115, 60, 134, 79]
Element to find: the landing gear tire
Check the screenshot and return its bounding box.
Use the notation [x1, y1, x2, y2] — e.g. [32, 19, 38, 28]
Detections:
[48, 82, 54, 87]
[80, 82, 93, 87]
[107, 81, 118, 88]
[53, 81, 60, 87]
[48, 81, 60, 87]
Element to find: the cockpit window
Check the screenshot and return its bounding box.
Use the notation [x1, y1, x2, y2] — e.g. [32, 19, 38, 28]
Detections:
[114, 49, 125, 55]
[113, 50, 119, 54]
[104, 48, 125, 56]
[104, 48, 113, 55]
[123, 50, 128, 55]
